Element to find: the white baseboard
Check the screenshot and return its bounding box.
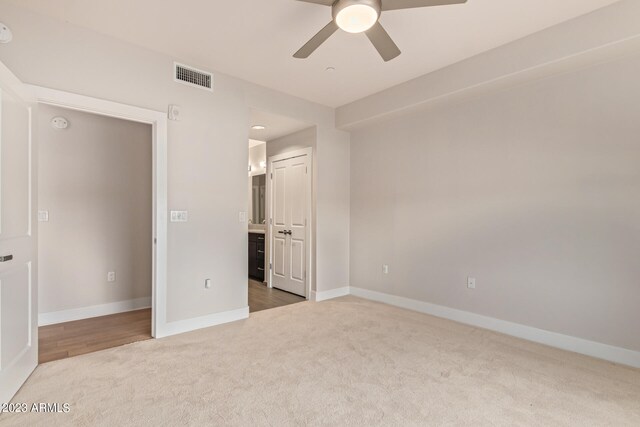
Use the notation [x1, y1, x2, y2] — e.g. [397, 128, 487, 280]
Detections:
[39, 297, 152, 326]
[311, 286, 350, 302]
[159, 306, 249, 338]
[349, 287, 640, 369]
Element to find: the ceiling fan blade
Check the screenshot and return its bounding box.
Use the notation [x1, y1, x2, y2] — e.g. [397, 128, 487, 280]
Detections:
[293, 21, 339, 59]
[295, 0, 335, 5]
[365, 22, 401, 62]
[381, 0, 467, 11]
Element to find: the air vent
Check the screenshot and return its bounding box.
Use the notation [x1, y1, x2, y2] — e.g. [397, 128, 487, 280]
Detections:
[174, 62, 213, 91]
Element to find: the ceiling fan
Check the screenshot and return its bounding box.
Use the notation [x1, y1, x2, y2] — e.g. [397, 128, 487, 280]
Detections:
[294, 0, 467, 62]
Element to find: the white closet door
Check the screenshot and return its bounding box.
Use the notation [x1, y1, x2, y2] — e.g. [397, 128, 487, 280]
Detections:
[270, 154, 309, 297]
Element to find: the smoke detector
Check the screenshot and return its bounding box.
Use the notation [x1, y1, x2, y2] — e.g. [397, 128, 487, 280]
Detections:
[51, 117, 69, 130]
[0, 23, 12, 44]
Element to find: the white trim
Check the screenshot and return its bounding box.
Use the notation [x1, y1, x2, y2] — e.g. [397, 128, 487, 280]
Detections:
[311, 286, 350, 302]
[160, 307, 249, 338]
[266, 147, 313, 299]
[38, 297, 151, 326]
[349, 287, 640, 369]
[26, 85, 168, 339]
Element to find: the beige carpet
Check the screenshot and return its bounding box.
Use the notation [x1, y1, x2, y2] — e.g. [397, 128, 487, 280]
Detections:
[2, 296, 639, 426]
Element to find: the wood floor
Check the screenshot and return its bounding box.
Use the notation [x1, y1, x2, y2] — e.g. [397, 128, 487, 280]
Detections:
[38, 308, 152, 363]
[38, 283, 301, 364]
[248, 279, 306, 313]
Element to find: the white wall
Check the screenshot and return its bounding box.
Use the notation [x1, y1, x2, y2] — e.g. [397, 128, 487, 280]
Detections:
[38, 105, 151, 314]
[350, 53, 640, 352]
[0, 3, 350, 326]
[267, 127, 316, 156]
[266, 127, 317, 290]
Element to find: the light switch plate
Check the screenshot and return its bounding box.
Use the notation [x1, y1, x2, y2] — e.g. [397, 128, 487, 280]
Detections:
[239, 211, 247, 223]
[467, 277, 476, 289]
[170, 210, 188, 222]
[38, 210, 49, 222]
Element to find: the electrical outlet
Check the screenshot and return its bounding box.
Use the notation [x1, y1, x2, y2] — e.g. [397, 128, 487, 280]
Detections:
[239, 211, 247, 223]
[107, 271, 116, 283]
[467, 277, 476, 289]
[205, 279, 212, 289]
[382, 264, 389, 274]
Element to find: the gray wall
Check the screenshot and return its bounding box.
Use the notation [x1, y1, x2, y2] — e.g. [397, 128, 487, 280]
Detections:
[38, 105, 152, 314]
[350, 54, 640, 352]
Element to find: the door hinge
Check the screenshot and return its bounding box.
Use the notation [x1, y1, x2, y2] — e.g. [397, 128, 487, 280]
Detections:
[270, 173, 273, 180]
[306, 166, 308, 174]
[270, 218, 273, 225]
[269, 263, 272, 270]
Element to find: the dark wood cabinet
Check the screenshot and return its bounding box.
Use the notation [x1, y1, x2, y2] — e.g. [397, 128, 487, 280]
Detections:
[248, 232, 265, 281]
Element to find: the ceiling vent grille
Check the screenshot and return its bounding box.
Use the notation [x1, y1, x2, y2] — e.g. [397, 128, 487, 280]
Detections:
[174, 62, 213, 91]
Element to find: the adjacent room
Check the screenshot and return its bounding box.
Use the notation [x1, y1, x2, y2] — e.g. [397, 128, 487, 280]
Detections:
[0, 0, 639, 425]
[246, 110, 315, 313]
[37, 105, 153, 363]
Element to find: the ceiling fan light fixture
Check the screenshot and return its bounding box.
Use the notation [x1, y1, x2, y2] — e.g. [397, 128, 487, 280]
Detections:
[334, 2, 380, 34]
[295, 0, 467, 61]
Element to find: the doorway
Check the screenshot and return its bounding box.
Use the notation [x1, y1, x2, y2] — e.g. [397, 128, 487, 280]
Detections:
[246, 110, 316, 313]
[268, 148, 313, 298]
[37, 105, 152, 363]
[28, 85, 169, 341]
[248, 138, 306, 312]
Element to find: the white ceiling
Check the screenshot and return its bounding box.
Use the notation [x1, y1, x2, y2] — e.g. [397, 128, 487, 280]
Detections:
[250, 109, 313, 142]
[8, 0, 621, 107]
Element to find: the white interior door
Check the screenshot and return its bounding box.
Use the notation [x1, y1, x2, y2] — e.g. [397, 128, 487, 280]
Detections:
[270, 154, 309, 297]
[0, 62, 37, 404]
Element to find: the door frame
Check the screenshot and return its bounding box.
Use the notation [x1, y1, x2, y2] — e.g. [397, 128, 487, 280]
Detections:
[266, 147, 313, 299]
[27, 85, 168, 338]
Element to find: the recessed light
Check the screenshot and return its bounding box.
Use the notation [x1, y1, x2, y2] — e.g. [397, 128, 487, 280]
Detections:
[251, 125, 266, 131]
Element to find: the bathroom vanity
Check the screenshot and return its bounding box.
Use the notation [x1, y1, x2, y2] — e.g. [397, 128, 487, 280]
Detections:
[248, 231, 265, 282]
